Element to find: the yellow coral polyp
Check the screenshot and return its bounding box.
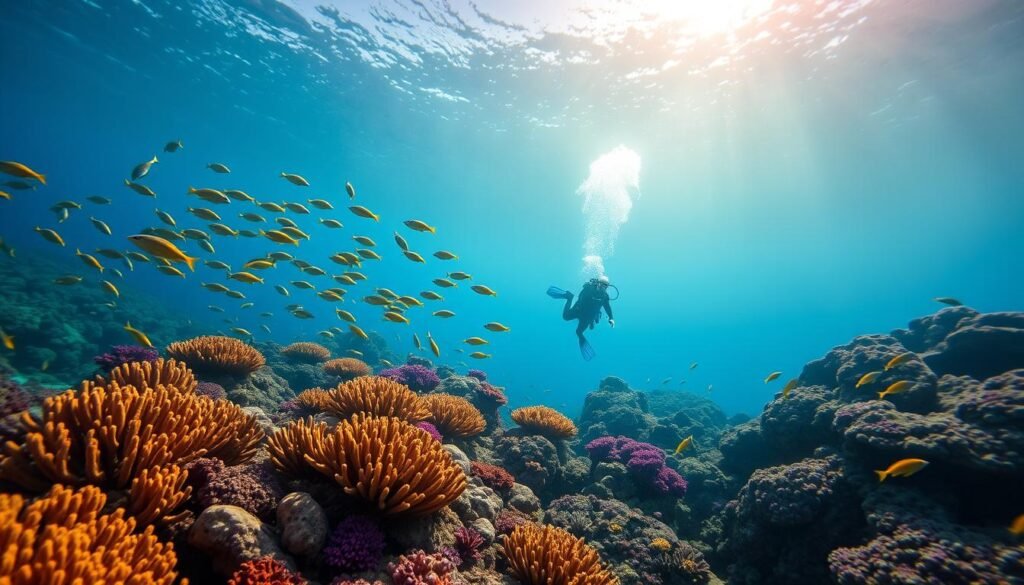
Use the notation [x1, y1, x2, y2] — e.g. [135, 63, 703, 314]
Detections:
[651, 537, 672, 552]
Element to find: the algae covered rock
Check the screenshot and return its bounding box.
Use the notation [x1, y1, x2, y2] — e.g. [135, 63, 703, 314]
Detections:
[188, 504, 295, 575]
[277, 492, 328, 557]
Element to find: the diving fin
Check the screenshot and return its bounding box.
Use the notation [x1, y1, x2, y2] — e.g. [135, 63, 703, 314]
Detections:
[547, 286, 572, 300]
[579, 337, 596, 361]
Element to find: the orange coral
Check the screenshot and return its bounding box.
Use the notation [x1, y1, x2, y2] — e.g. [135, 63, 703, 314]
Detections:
[267, 417, 329, 477]
[0, 485, 182, 585]
[281, 342, 332, 364]
[294, 387, 333, 413]
[420, 393, 486, 438]
[323, 357, 372, 380]
[510, 406, 577, 439]
[305, 414, 466, 516]
[502, 523, 618, 585]
[98, 357, 197, 393]
[166, 335, 265, 378]
[0, 380, 263, 523]
[323, 376, 430, 422]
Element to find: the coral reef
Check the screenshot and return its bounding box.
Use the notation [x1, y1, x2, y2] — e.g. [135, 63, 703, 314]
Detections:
[323, 376, 430, 421]
[466, 369, 487, 381]
[282, 342, 332, 363]
[323, 515, 387, 573]
[379, 363, 441, 393]
[388, 550, 456, 585]
[194, 462, 284, 520]
[585, 436, 687, 497]
[323, 357, 373, 381]
[470, 461, 515, 492]
[421, 393, 487, 438]
[166, 335, 266, 379]
[228, 556, 307, 585]
[93, 344, 159, 372]
[99, 356, 197, 393]
[197, 380, 228, 400]
[453, 525, 485, 566]
[503, 522, 618, 585]
[510, 406, 577, 439]
[416, 421, 443, 442]
[189, 504, 296, 575]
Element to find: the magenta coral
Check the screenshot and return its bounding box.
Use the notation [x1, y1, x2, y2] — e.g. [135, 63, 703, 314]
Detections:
[586, 435, 687, 497]
[466, 369, 487, 381]
[323, 515, 386, 573]
[495, 509, 533, 535]
[228, 556, 306, 585]
[378, 364, 440, 393]
[93, 344, 160, 372]
[196, 381, 227, 400]
[388, 550, 456, 585]
[453, 526, 484, 566]
[474, 382, 507, 406]
[415, 421, 443, 443]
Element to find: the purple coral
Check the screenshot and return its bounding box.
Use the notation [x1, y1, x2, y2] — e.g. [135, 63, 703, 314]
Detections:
[466, 369, 487, 381]
[93, 344, 159, 372]
[415, 421, 443, 443]
[474, 382, 507, 406]
[323, 515, 386, 573]
[387, 550, 455, 585]
[191, 461, 283, 520]
[196, 381, 227, 400]
[378, 364, 440, 393]
[585, 435, 687, 496]
[453, 526, 484, 566]
[0, 376, 31, 442]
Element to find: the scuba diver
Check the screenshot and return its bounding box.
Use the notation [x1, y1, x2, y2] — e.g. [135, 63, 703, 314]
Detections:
[547, 275, 617, 361]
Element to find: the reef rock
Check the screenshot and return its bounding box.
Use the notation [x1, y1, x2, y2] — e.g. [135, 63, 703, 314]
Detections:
[188, 504, 295, 575]
[277, 492, 328, 557]
[221, 366, 295, 412]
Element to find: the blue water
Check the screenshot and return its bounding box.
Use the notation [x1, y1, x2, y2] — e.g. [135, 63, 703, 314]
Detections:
[2, 0, 1022, 416]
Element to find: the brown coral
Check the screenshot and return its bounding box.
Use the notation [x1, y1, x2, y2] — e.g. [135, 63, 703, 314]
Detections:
[323, 376, 430, 422]
[323, 357, 373, 380]
[281, 342, 332, 364]
[0, 485, 182, 585]
[267, 417, 330, 477]
[304, 414, 467, 516]
[98, 357, 197, 393]
[294, 387, 334, 413]
[510, 406, 578, 439]
[502, 523, 618, 585]
[420, 393, 486, 438]
[0, 380, 263, 523]
[166, 335, 265, 378]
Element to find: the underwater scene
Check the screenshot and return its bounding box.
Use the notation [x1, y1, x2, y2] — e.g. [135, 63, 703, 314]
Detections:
[1, 0, 1023, 583]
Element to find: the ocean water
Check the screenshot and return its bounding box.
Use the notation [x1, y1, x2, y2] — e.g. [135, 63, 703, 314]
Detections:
[2, 0, 1023, 421]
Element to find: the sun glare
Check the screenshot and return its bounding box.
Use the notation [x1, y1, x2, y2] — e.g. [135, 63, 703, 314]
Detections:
[643, 0, 775, 37]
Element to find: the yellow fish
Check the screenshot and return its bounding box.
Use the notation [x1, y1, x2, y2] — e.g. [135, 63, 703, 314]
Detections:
[674, 435, 693, 455]
[413, 333, 422, 349]
[188, 186, 229, 204]
[229, 271, 264, 284]
[131, 156, 158, 180]
[125, 179, 156, 197]
[280, 172, 310, 186]
[243, 259, 275, 270]
[41, 359, 49, 371]
[210, 223, 240, 237]
[469, 352, 491, 359]
[364, 295, 389, 306]
[225, 189, 254, 202]
[484, 322, 510, 332]
[203, 283, 231, 293]
[188, 208, 221, 222]
[397, 296, 423, 307]
[875, 458, 929, 482]
[291, 281, 316, 290]
[258, 202, 287, 213]
[1010, 513, 1024, 536]
[318, 290, 344, 302]
[261, 229, 300, 246]
[781, 378, 798, 399]
[124, 321, 154, 347]
[309, 198, 333, 210]
[464, 337, 488, 346]
[128, 234, 197, 271]
[345, 181, 356, 199]
[404, 219, 436, 234]
[282, 202, 309, 214]
[207, 162, 231, 174]
[357, 249, 381, 260]
[878, 380, 915, 400]
[433, 310, 456, 318]
[87, 195, 111, 205]
[353, 235, 376, 247]
[433, 250, 458, 260]
[53, 275, 83, 285]
[320, 218, 344, 229]
[690, 362, 698, 370]
[157, 265, 186, 278]
[394, 232, 410, 251]
[34, 226, 65, 247]
[347, 349, 363, 357]
[226, 290, 246, 299]
[384, 312, 410, 324]
[349, 324, 369, 340]
[76, 249, 104, 273]
[155, 209, 176, 227]
[855, 371, 882, 388]
[420, 291, 444, 301]
[471, 285, 498, 297]
[275, 285, 290, 296]
[0, 191, 11, 200]
[280, 226, 310, 241]
[403, 250, 425, 263]
[99, 280, 120, 297]
[764, 371, 782, 384]
[239, 212, 266, 223]
[336, 309, 357, 323]
[349, 205, 380, 222]
[319, 330, 335, 339]
[89, 217, 112, 236]
[0, 328, 14, 350]
[164, 139, 184, 152]
[232, 328, 252, 337]
[0, 161, 46, 185]
[448, 271, 472, 280]
[884, 352, 916, 371]
[428, 332, 440, 357]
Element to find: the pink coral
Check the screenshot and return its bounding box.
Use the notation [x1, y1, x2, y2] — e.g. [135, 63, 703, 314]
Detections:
[388, 550, 456, 585]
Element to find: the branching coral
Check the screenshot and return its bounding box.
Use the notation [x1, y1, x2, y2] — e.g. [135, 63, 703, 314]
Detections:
[388, 550, 456, 585]
[93, 344, 159, 372]
[98, 357, 197, 393]
[0, 380, 264, 523]
[454, 526, 485, 565]
[416, 421, 442, 442]
[166, 335, 266, 378]
[511, 406, 578, 439]
[421, 393, 486, 438]
[281, 342, 332, 364]
[470, 461, 515, 492]
[323, 376, 430, 422]
[475, 382, 508, 406]
[323, 357, 372, 381]
[303, 414, 467, 516]
[267, 417, 330, 477]
[502, 523, 619, 585]
[378, 364, 441, 393]
[228, 556, 306, 585]
[294, 387, 334, 413]
[0, 485, 182, 585]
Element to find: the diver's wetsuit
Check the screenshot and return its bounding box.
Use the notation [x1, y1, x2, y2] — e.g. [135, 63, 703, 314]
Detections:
[562, 282, 613, 342]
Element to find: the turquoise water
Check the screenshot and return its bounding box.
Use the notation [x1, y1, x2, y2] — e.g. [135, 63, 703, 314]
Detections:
[1, 0, 1022, 416]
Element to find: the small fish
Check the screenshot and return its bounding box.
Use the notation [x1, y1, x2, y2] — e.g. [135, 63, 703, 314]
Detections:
[258, 202, 287, 213]
[124, 321, 154, 347]
[1010, 514, 1024, 536]
[188, 186, 229, 204]
[243, 259, 275, 270]
[357, 248, 381, 261]
[164, 139, 184, 152]
[319, 330, 335, 339]
[364, 295, 390, 306]
[53, 275, 83, 285]
[469, 352, 491, 359]
[292, 280, 316, 290]
[40, 359, 49, 371]
[690, 362, 698, 370]
[76, 249, 104, 273]
[320, 218, 344, 229]
[433, 278, 457, 288]
[397, 296, 423, 307]
[884, 352, 916, 371]
[336, 309, 357, 323]
[318, 290, 344, 302]
[0, 329, 14, 350]
[94, 248, 124, 259]
[484, 322, 510, 332]
[448, 271, 472, 280]
[239, 212, 266, 223]
[855, 371, 882, 388]
[781, 378, 798, 399]
[303, 266, 327, 276]
[100, 280, 119, 297]
[225, 290, 246, 300]
[260, 312, 273, 318]
[51, 200, 82, 210]
[281, 226, 312, 241]
[89, 217, 112, 236]
[674, 435, 693, 455]
[181, 229, 210, 241]
[349, 324, 369, 340]
[206, 260, 232, 271]
[291, 308, 314, 319]
[433, 250, 458, 260]
[229, 271, 264, 284]
[0, 161, 46, 185]
[345, 181, 356, 199]
[875, 458, 929, 482]
[706, 384, 713, 393]
[240, 302, 255, 309]
[433, 310, 456, 318]
[268, 252, 294, 261]
[383, 312, 410, 324]
[934, 297, 963, 306]
[87, 195, 112, 205]
[261, 229, 300, 246]
[54, 207, 69, 223]
[334, 275, 357, 286]
[238, 230, 259, 238]
[203, 282, 231, 293]
[35, 226, 65, 247]
[210, 223, 240, 237]
[349, 205, 380, 222]
[281, 172, 310, 186]
[157, 265, 186, 278]
[125, 179, 156, 197]
[0, 191, 9, 200]
[346, 271, 367, 281]
[464, 337, 488, 346]
[404, 219, 436, 234]
[393, 232, 410, 252]
[413, 333, 422, 349]
[225, 189, 254, 202]
[764, 371, 782, 384]
[428, 332, 440, 357]
[131, 156, 158, 180]
[878, 380, 915, 400]
[109, 268, 124, 280]
[347, 349, 363, 357]
[309, 198, 333, 210]
[661, 377, 672, 385]
[283, 202, 310, 214]
[231, 327, 252, 337]
[402, 250, 425, 263]
[353, 235, 376, 247]
[207, 162, 231, 174]
[261, 324, 272, 334]
[154, 208, 176, 227]
[188, 207, 222, 221]
[420, 291, 444, 301]
[127, 234, 198, 271]
[209, 305, 225, 313]
[199, 239, 216, 254]
[4, 180, 36, 191]
[470, 284, 498, 297]
[275, 285, 290, 297]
